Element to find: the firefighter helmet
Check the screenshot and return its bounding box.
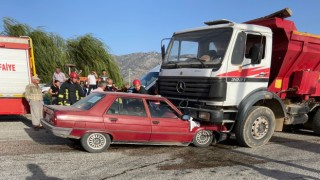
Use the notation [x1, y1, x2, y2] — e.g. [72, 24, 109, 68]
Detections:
[133, 79, 141, 85]
[69, 72, 79, 78]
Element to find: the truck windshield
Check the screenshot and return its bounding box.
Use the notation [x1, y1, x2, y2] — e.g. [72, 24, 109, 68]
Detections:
[163, 28, 233, 69]
[141, 72, 159, 87]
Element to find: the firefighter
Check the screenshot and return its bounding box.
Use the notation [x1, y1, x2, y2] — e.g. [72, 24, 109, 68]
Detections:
[58, 72, 85, 106]
[132, 79, 148, 94]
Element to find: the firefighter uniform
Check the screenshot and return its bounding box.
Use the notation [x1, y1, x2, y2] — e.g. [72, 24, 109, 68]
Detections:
[58, 80, 85, 106]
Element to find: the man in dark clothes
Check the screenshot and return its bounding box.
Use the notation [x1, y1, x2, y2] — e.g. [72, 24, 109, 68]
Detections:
[58, 72, 85, 106]
[132, 79, 148, 94]
[49, 80, 60, 105]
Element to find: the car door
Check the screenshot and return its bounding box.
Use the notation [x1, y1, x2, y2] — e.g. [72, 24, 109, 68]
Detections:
[103, 97, 151, 142]
[146, 99, 190, 143]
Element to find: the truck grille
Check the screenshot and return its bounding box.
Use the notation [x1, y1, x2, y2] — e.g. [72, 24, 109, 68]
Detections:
[158, 76, 227, 101]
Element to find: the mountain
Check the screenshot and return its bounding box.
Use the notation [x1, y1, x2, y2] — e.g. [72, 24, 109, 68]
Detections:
[113, 52, 162, 84]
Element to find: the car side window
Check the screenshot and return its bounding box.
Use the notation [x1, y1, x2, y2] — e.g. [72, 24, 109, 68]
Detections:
[107, 97, 147, 117]
[147, 100, 178, 118]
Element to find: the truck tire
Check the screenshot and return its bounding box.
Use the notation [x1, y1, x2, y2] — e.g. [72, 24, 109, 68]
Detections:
[81, 133, 111, 153]
[193, 130, 213, 147]
[312, 108, 320, 134]
[235, 106, 276, 147]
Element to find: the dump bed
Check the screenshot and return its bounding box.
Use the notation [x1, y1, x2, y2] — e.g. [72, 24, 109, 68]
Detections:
[248, 17, 320, 99]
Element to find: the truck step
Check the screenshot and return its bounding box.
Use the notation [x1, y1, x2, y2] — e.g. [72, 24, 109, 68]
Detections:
[222, 120, 235, 123]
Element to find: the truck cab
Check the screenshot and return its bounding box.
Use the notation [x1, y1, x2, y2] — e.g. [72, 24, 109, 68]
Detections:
[159, 20, 272, 107]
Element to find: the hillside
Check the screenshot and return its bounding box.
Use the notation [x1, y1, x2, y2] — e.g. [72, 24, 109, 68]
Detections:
[113, 52, 161, 84]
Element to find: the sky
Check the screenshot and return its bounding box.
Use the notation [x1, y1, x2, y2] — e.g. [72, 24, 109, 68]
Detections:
[1, 0, 320, 55]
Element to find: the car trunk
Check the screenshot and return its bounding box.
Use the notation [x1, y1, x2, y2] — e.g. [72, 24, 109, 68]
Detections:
[43, 105, 82, 125]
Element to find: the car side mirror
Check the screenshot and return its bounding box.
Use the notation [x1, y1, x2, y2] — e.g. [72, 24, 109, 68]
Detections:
[181, 115, 190, 121]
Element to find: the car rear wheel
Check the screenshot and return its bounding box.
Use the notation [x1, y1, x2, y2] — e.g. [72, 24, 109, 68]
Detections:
[193, 130, 213, 147]
[81, 133, 111, 153]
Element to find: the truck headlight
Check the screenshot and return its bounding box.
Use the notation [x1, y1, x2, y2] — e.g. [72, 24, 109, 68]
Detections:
[199, 112, 210, 121]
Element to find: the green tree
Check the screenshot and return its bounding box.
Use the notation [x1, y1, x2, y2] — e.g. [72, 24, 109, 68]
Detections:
[66, 34, 122, 85]
[1, 17, 123, 85]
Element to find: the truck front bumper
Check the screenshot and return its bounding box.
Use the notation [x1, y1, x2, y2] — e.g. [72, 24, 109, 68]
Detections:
[40, 119, 74, 138]
[180, 107, 224, 123]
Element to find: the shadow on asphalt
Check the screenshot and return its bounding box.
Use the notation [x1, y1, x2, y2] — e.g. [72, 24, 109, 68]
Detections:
[23, 127, 84, 152]
[26, 164, 61, 180]
[231, 161, 318, 179]
[270, 130, 320, 155]
[0, 115, 33, 127]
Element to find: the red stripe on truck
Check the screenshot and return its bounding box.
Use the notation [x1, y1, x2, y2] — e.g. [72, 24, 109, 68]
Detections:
[217, 67, 270, 78]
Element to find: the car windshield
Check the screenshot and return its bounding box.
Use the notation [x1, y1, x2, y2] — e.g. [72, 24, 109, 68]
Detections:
[141, 72, 159, 87]
[72, 93, 106, 110]
[163, 28, 233, 69]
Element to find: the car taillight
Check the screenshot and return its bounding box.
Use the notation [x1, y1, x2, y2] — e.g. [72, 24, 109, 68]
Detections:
[53, 116, 57, 125]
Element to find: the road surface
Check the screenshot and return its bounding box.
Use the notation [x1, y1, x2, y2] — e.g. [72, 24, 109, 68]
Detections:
[0, 115, 319, 179]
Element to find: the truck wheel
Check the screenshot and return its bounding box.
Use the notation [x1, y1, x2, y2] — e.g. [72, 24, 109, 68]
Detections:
[312, 108, 320, 134]
[81, 133, 111, 153]
[193, 130, 213, 147]
[235, 106, 275, 147]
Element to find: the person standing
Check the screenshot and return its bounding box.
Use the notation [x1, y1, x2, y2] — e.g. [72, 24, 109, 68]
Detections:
[132, 79, 148, 94]
[58, 72, 85, 106]
[52, 67, 66, 86]
[25, 75, 43, 130]
[105, 78, 117, 92]
[87, 70, 98, 95]
[99, 69, 108, 82]
[49, 80, 60, 105]
[91, 81, 107, 93]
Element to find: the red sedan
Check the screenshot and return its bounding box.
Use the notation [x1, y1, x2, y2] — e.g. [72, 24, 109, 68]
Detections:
[41, 92, 227, 153]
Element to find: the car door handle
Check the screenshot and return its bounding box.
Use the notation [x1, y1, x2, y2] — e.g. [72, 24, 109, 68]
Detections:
[152, 120, 160, 124]
[109, 117, 118, 122]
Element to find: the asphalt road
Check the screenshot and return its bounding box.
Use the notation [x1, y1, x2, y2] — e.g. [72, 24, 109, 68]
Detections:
[0, 115, 319, 180]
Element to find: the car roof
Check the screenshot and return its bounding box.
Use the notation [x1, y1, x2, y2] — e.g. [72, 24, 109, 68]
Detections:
[97, 92, 166, 100]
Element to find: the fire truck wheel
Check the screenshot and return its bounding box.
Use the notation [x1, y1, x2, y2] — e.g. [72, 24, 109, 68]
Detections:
[235, 106, 276, 148]
[193, 130, 213, 147]
[312, 108, 320, 134]
[81, 133, 111, 153]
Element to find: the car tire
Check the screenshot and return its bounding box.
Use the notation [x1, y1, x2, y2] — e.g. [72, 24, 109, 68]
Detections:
[235, 106, 275, 147]
[312, 108, 320, 134]
[193, 130, 213, 147]
[81, 133, 111, 153]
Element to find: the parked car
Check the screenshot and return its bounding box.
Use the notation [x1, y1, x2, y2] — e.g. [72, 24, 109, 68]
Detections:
[39, 83, 51, 93]
[41, 92, 227, 153]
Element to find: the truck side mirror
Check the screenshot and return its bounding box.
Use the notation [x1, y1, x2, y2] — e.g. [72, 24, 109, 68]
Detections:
[231, 32, 246, 65]
[161, 45, 166, 61]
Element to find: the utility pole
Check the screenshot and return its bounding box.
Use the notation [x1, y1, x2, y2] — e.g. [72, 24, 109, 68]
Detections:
[128, 68, 131, 85]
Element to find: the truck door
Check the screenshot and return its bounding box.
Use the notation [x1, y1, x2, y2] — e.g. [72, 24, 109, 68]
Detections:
[223, 32, 271, 106]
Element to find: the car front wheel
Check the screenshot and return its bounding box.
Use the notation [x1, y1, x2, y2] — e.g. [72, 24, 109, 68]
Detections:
[193, 130, 213, 147]
[81, 133, 111, 153]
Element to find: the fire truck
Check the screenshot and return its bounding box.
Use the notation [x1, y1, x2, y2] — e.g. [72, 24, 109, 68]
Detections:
[0, 36, 36, 114]
[158, 8, 320, 147]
